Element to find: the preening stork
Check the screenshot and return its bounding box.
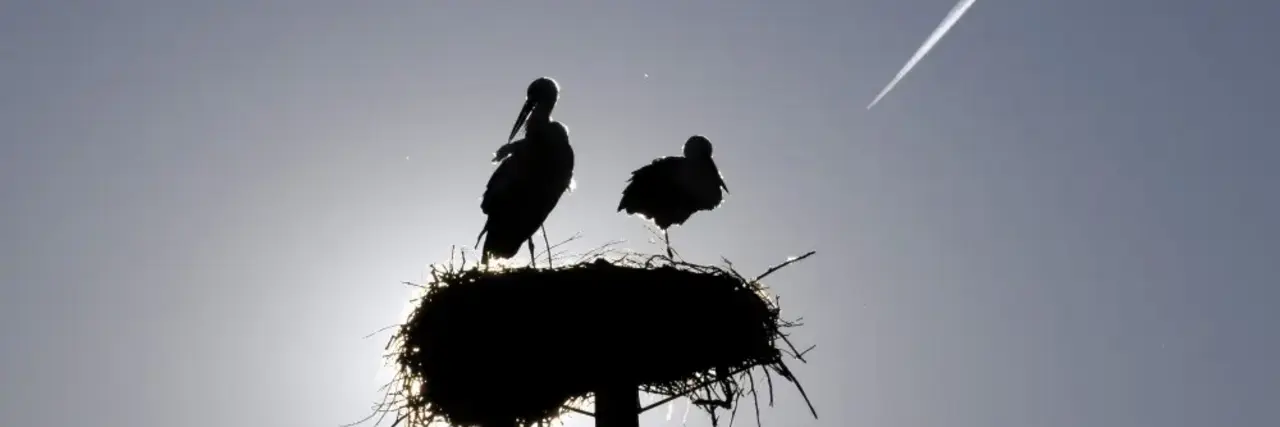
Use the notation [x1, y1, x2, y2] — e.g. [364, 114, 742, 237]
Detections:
[618, 135, 729, 257]
[475, 77, 576, 267]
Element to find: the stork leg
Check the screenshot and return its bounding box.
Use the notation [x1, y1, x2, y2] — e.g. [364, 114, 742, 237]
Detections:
[664, 229, 674, 258]
[527, 238, 537, 268]
[541, 225, 553, 267]
[476, 229, 489, 267]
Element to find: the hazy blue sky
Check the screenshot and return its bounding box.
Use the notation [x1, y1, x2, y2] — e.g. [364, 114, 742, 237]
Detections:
[3, 1, 1278, 426]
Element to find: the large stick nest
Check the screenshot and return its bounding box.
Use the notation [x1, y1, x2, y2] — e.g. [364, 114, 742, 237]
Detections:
[357, 248, 817, 427]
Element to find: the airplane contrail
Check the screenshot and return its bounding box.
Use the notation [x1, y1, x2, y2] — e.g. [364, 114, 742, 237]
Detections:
[867, 0, 978, 109]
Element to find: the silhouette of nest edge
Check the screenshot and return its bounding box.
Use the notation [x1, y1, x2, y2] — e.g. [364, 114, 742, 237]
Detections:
[354, 246, 818, 427]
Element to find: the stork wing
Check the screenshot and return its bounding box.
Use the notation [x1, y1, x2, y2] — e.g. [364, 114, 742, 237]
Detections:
[481, 150, 526, 214]
[492, 138, 530, 163]
[619, 156, 685, 213]
[626, 156, 682, 182]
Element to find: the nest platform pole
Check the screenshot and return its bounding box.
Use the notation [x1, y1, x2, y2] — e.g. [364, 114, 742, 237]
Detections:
[480, 418, 517, 427]
[593, 380, 639, 427]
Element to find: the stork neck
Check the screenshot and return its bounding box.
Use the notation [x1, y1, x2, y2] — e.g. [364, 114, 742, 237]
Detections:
[687, 154, 715, 164]
[528, 100, 556, 128]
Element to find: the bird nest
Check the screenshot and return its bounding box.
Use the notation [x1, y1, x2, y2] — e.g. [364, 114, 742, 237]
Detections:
[354, 248, 818, 427]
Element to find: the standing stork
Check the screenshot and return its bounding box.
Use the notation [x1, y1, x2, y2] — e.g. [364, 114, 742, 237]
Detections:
[475, 77, 575, 267]
[618, 135, 729, 257]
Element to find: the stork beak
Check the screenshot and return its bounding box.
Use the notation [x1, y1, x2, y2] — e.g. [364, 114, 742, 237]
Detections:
[508, 99, 535, 143]
[709, 158, 729, 194]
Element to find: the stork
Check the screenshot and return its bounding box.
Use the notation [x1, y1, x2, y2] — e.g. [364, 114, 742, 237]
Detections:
[617, 135, 729, 258]
[475, 77, 576, 267]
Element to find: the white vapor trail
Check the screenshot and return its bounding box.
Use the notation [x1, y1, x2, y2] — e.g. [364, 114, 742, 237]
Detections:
[866, 0, 978, 109]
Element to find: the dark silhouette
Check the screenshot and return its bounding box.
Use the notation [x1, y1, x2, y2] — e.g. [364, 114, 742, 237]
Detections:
[385, 252, 818, 427]
[618, 135, 729, 257]
[476, 77, 575, 267]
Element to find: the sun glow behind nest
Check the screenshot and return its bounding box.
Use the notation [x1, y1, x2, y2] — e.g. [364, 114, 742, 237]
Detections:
[372, 275, 431, 388]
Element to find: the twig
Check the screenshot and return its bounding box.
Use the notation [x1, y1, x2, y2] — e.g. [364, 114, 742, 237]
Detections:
[727, 396, 740, 427]
[747, 369, 761, 427]
[752, 251, 817, 283]
[763, 365, 776, 406]
[638, 366, 754, 413]
[388, 412, 409, 427]
[542, 225, 553, 266]
[533, 232, 586, 264]
[560, 405, 594, 417]
[362, 324, 400, 339]
[772, 361, 818, 419]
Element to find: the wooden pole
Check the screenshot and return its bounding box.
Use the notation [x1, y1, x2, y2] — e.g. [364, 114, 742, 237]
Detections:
[481, 417, 517, 427]
[593, 381, 639, 427]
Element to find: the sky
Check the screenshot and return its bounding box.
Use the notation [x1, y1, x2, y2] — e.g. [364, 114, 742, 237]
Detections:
[2, 1, 1278, 426]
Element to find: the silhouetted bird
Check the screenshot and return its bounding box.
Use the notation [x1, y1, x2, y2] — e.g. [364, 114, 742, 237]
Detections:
[618, 135, 729, 257]
[476, 77, 576, 267]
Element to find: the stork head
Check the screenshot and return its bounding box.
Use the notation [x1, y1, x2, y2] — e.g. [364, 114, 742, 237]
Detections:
[682, 135, 714, 159]
[509, 77, 561, 142]
[683, 135, 728, 193]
